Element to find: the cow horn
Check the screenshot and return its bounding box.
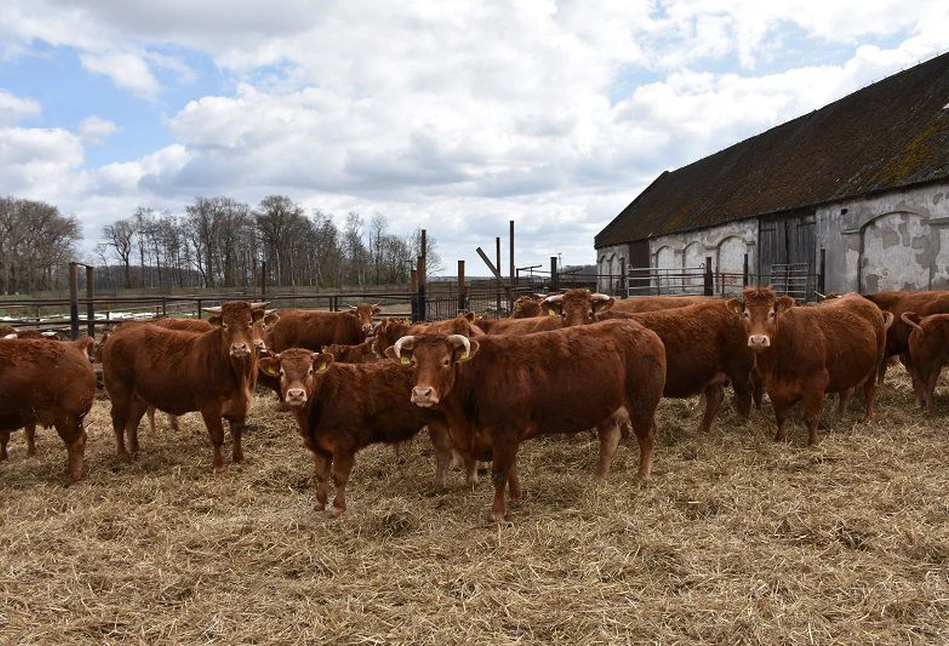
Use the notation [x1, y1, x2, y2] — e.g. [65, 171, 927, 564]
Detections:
[2, 333, 16, 339]
[591, 293, 612, 302]
[250, 301, 269, 309]
[542, 294, 564, 304]
[348, 304, 358, 310]
[814, 291, 826, 300]
[204, 306, 223, 314]
[392, 335, 416, 358]
[447, 334, 470, 355]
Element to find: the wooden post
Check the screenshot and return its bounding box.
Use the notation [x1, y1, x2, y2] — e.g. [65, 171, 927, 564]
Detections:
[410, 269, 419, 322]
[704, 256, 714, 296]
[69, 262, 79, 340]
[261, 260, 268, 300]
[743, 253, 750, 287]
[417, 255, 427, 321]
[197, 298, 203, 319]
[818, 248, 826, 298]
[85, 265, 95, 338]
[550, 256, 559, 292]
[457, 260, 467, 314]
[509, 221, 515, 287]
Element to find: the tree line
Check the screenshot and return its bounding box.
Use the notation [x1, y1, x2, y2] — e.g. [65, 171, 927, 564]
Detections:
[96, 195, 442, 291]
[0, 196, 82, 294]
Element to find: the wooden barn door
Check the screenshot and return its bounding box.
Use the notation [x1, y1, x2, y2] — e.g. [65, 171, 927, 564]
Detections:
[625, 240, 650, 296]
[758, 211, 816, 299]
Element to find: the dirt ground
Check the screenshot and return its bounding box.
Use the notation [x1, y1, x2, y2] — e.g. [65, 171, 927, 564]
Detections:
[1, 366, 947, 645]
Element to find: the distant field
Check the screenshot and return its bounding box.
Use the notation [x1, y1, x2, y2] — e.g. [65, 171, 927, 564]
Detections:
[1, 367, 947, 644]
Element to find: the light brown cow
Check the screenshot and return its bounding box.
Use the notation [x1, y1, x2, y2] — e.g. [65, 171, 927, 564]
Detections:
[266, 304, 381, 352]
[542, 288, 615, 326]
[728, 288, 886, 445]
[900, 312, 949, 408]
[388, 319, 666, 522]
[371, 314, 484, 359]
[864, 290, 949, 384]
[102, 301, 268, 471]
[321, 340, 378, 364]
[0, 338, 96, 482]
[611, 294, 717, 313]
[510, 295, 544, 318]
[259, 348, 470, 514]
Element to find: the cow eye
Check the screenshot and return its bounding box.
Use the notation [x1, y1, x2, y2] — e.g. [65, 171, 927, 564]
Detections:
[768, 311, 775, 319]
[222, 323, 230, 330]
[279, 369, 285, 377]
[307, 367, 314, 376]
[442, 358, 451, 367]
[743, 311, 749, 319]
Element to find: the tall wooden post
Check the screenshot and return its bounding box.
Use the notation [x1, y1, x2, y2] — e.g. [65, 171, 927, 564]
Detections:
[743, 253, 750, 287]
[69, 262, 79, 340]
[85, 265, 95, 338]
[457, 260, 467, 314]
[550, 256, 559, 292]
[704, 256, 714, 296]
[261, 260, 268, 300]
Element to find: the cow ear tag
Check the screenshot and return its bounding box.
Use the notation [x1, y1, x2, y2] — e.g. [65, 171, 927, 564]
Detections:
[459, 351, 469, 361]
[400, 355, 411, 365]
[319, 361, 328, 371]
[547, 309, 556, 316]
[264, 365, 278, 376]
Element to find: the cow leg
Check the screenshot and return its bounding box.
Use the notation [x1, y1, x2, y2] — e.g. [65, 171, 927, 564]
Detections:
[126, 399, 148, 456]
[0, 429, 9, 460]
[731, 379, 753, 422]
[489, 441, 517, 523]
[312, 450, 331, 511]
[329, 449, 356, 516]
[771, 397, 791, 443]
[55, 417, 87, 484]
[147, 406, 158, 435]
[803, 388, 825, 446]
[627, 409, 656, 482]
[110, 397, 133, 462]
[594, 420, 622, 480]
[508, 457, 522, 506]
[168, 414, 181, 433]
[200, 410, 226, 472]
[860, 373, 878, 422]
[836, 388, 853, 418]
[924, 366, 940, 410]
[228, 419, 244, 463]
[698, 383, 725, 434]
[751, 370, 764, 410]
[25, 423, 37, 456]
[426, 421, 453, 488]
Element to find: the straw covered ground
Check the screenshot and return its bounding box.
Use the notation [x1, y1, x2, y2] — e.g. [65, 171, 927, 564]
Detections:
[1, 366, 948, 645]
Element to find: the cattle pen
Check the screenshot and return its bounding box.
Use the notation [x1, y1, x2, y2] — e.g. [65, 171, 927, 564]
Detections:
[0, 364, 946, 643]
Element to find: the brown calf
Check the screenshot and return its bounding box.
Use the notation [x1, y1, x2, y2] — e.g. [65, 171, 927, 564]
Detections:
[266, 304, 381, 352]
[102, 301, 268, 471]
[729, 288, 885, 445]
[900, 312, 949, 408]
[388, 319, 666, 522]
[321, 340, 378, 364]
[510, 295, 545, 318]
[0, 338, 96, 482]
[611, 294, 717, 313]
[259, 349, 469, 515]
[863, 290, 949, 384]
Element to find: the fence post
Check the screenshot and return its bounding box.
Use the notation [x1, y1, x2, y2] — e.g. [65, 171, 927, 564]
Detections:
[457, 260, 467, 314]
[85, 265, 95, 338]
[703, 257, 713, 296]
[197, 298, 203, 319]
[410, 269, 419, 323]
[417, 255, 427, 321]
[550, 256, 559, 292]
[69, 262, 80, 340]
[743, 253, 749, 287]
[818, 248, 826, 297]
[261, 261, 267, 300]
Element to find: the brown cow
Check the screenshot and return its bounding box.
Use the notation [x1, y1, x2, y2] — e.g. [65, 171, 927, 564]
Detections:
[371, 314, 483, 359]
[266, 304, 381, 352]
[542, 288, 615, 326]
[0, 325, 17, 337]
[388, 319, 666, 522]
[864, 290, 949, 384]
[510, 295, 544, 318]
[611, 294, 717, 313]
[321, 340, 378, 364]
[476, 314, 563, 336]
[0, 337, 96, 482]
[258, 349, 471, 515]
[102, 301, 268, 471]
[597, 300, 756, 433]
[728, 288, 885, 445]
[900, 312, 949, 408]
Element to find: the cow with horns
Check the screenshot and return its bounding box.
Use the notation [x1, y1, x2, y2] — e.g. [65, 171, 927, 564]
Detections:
[102, 301, 269, 471]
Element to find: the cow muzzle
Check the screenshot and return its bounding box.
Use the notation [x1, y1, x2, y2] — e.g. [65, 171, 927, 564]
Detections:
[285, 388, 307, 407]
[230, 342, 252, 358]
[747, 334, 771, 348]
[411, 386, 439, 407]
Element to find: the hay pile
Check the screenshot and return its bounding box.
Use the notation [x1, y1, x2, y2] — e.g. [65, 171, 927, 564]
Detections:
[1, 367, 947, 644]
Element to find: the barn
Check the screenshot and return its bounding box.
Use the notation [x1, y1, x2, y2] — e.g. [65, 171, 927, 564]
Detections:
[595, 51, 949, 300]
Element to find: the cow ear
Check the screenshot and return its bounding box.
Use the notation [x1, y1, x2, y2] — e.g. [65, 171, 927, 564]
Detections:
[259, 356, 279, 377]
[372, 305, 382, 315]
[593, 297, 615, 313]
[776, 295, 796, 312]
[208, 315, 223, 328]
[463, 311, 476, 322]
[317, 352, 335, 371]
[457, 339, 480, 362]
[384, 345, 401, 362]
[725, 298, 743, 315]
[262, 311, 279, 328]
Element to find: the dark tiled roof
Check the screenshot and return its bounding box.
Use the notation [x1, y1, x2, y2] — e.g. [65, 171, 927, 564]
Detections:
[595, 51, 949, 248]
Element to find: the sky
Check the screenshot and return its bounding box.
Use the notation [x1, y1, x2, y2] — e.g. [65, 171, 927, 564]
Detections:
[1, 1, 948, 276]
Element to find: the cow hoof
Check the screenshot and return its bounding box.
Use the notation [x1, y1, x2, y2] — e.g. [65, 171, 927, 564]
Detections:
[329, 506, 346, 518]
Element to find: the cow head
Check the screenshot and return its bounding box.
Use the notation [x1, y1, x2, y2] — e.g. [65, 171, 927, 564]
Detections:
[727, 287, 794, 350]
[349, 303, 382, 336]
[205, 301, 269, 359]
[386, 334, 479, 408]
[372, 317, 411, 358]
[543, 288, 615, 326]
[251, 309, 280, 354]
[511, 296, 542, 318]
[259, 348, 334, 408]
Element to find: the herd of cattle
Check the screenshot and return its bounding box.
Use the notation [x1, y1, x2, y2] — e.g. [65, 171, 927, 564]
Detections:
[1, 287, 948, 521]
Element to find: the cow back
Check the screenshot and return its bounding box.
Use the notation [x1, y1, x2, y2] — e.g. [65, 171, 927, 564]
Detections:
[268, 309, 362, 352]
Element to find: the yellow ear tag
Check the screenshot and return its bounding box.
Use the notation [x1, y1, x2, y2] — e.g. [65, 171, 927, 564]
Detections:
[265, 366, 278, 376]
[459, 351, 469, 361]
[400, 356, 411, 365]
[547, 309, 556, 316]
[319, 361, 328, 371]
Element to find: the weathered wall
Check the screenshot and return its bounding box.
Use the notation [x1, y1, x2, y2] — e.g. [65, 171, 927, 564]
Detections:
[596, 243, 627, 293]
[817, 182, 949, 292]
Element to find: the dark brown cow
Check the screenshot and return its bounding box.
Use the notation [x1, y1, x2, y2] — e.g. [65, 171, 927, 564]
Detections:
[542, 288, 615, 326]
[0, 325, 16, 337]
[266, 304, 381, 352]
[476, 314, 563, 336]
[371, 314, 483, 358]
[322, 340, 378, 364]
[102, 301, 268, 471]
[0, 338, 96, 482]
[900, 312, 949, 408]
[728, 288, 885, 445]
[259, 349, 470, 515]
[388, 319, 666, 522]
[598, 300, 756, 433]
[611, 294, 717, 313]
[864, 290, 949, 384]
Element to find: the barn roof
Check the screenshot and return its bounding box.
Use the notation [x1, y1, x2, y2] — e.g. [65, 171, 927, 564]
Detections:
[595, 51, 949, 249]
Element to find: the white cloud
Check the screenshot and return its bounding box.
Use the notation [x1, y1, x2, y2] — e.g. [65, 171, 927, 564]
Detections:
[0, 90, 41, 125]
[78, 116, 117, 145]
[79, 50, 161, 99]
[0, 126, 84, 195]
